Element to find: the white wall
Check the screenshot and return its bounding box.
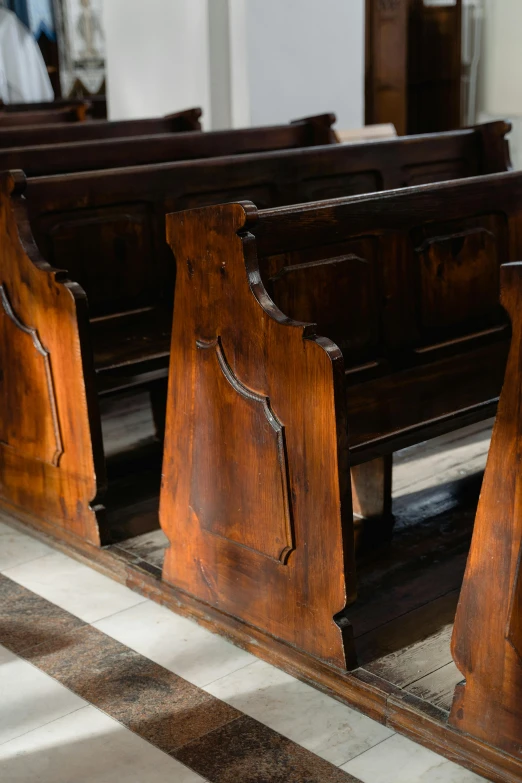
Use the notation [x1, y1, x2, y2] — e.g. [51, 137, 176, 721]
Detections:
[479, 0, 522, 116]
[242, 0, 364, 129]
[103, 0, 364, 131]
[103, 0, 211, 122]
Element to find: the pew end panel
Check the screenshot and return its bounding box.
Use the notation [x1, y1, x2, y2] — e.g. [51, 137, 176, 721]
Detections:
[159, 201, 357, 670]
[0, 171, 106, 546]
[449, 260, 522, 757]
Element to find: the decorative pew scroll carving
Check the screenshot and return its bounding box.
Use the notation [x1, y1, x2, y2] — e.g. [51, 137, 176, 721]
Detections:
[159, 202, 357, 669]
[450, 261, 522, 757]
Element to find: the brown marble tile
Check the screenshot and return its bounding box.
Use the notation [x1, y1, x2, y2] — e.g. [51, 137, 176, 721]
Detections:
[0, 574, 85, 654]
[24, 624, 240, 752]
[174, 715, 361, 783]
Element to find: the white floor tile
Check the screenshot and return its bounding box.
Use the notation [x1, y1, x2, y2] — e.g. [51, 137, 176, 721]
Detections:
[93, 598, 255, 687]
[0, 522, 53, 571]
[3, 551, 146, 623]
[205, 658, 393, 766]
[0, 704, 206, 782]
[0, 645, 86, 746]
[341, 733, 487, 782]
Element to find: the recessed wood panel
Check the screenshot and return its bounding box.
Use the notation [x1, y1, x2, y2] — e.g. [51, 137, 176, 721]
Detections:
[191, 338, 294, 564]
[37, 204, 161, 316]
[267, 238, 381, 363]
[412, 215, 507, 340]
[0, 285, 62, 466]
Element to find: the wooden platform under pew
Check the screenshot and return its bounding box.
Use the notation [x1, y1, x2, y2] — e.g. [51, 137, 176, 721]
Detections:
[10, 400, 518, 782]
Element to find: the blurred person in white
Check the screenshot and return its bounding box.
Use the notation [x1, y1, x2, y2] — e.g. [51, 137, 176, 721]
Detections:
[0, 2, 53, 103]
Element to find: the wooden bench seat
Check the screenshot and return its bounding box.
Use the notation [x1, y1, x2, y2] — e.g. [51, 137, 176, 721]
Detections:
[0, 113, 337, 176]
[0, 122, 511, 550]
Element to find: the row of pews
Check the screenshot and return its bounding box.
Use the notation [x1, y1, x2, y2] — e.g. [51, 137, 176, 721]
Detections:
[0, 101, 520, 780]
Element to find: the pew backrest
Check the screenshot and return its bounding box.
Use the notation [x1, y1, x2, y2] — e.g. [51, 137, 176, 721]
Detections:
[0, 113, 338, 176]
[0, 106, 202, 148]
[22, 121, 511, 321]
[0, 104, 89, 127]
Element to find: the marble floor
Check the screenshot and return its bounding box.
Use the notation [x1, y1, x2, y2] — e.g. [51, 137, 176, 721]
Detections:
[0, 509, 488, 782]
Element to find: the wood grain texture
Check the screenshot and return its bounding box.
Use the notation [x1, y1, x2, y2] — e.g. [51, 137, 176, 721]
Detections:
[160, 203, 357, 670]
[0, 172, 105, 546]
[450, 261, 522, 757]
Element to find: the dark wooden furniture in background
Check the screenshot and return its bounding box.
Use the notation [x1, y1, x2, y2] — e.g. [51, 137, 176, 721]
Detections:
[0, 107, 202, 147]
[0, 103, 89, 127]
[0, 122, 510, 548]
[0, 113, 338, 176]
[365, 0, 409, 134]
[0, 97, 107, 121]
[366, 0, 462, 135]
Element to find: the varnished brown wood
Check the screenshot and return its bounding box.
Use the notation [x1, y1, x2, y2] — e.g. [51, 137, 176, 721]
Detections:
[0, 107, 202, 148]
[0, 113, 338, 177]
[0, 97, 106, 120]
[0, 172, 104, 546]
[0, 122, 511, 549]
[351, 456, 393, 549]
[449, 261, 522, 757]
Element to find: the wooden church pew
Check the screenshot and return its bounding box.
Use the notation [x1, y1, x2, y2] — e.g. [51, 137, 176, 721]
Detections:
[0, 113, 338, 176]
[0, 106, 203, 148]
[0, 103, 89, 127]
[159, 171, 522, 678]
[0, 122, 511, 548]
[0, 97, 107, 120]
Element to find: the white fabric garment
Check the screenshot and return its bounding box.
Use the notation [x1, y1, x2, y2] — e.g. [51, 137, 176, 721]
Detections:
[0, 8, 53, 103]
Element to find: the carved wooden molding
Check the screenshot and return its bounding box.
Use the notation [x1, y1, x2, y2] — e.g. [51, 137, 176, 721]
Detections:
[196, 337, 295, 564]
[0, 284, 63, 466]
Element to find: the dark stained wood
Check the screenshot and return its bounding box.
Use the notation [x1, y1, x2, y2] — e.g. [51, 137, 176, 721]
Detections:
[449, 261, 522, 758]
[0, 106, 202, 148]
[0, 97, 107, 120]
[366, 0, 462, 135]
[0, 104, 89, 127]
[366, 0, 408, 135]
[0, 113, 338, 176]
[0, 123, 511, 550]
[408, 0, 462, 133]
